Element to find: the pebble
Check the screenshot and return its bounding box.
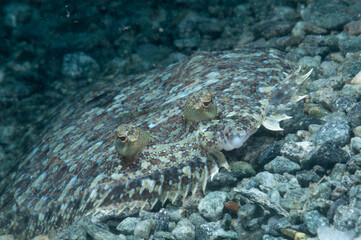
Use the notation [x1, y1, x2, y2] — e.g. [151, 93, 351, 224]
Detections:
[154, 209, 170, 232]
[264, 156, 300, 173]
[188, 213, 207, 228]
[301, 1, 352, 30]
[256, 142, 282, 167]
[196, 221, 237, 240]
[312, 117, 350, 147]
[134, 219, 155, 239]
[317, 226, 355, 240]
[0, 126, 15, 145]
[344, 21, 361, 36]
[116, 217, 140, 235]
[296, 170, 321, 187]
[0, 236, 15, 240]
[78, 217, 125, 240]
[351, 70, 361, 85]
[333, 205, 361, 231]
[171, 219, 195, 240]
[281, 141, 314, 163]
[309, 142, 350, 169]
[351, 137, 361, 154]
[347, 102, 361, 127]
[354, 126, 361, 137]
[303, 210, 329, 235]
[61, 52, 100, 79]
[339, 35, 361, 54]
[198, 191, 227, 221]
[228, 161, 256, 179]
[280, 188, 311, 211]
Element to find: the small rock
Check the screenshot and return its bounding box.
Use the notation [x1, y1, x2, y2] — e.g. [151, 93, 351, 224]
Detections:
[309, 142, 350, 169]
[296, 170, 322, 188]
[301, 2, 352, 30]
[339, 35, 361, 54]
[171, 219, 195, 240]
[188, 213, 207, 228]
[330, 163, 347, 181]
[281, 141, 315, 163]
[344, 21, 361, 36]
[229, 161, 256, 179]
[351, 137, 361, 154]
[354, 126, 361, 137]
[134, 219, 155, 239]
[351, 70, 361, 85]
[253, 21, 295, 39]
[264, 156, 300, 173]
[154, 209, 170, 232]
[256, 142, 282, 167]
[312, 117, 350, 147]
[292, 21, 327, 39]
[281, 188, 311, 211]
[317, 226, 355, 240]
[333, 205, 361, 231]
[153, 231, 175, 240]
[116, 217, 140, 235]
[206, 172, 237, 189]
[198, 191, 227, 221]
[79, 217, 124, 240]
[61, 52, 100, 79]
[0, 235, 15, 240]
[0, 126, 15, 144]
[347, 102, 361, 127]
[303, 210, 329, 235]
[196, 221, 237, 240]
[168, 209, 183, 223]
[299, 56, 321, 70]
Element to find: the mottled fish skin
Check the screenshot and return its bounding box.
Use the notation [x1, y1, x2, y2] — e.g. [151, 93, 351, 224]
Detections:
[0, 49, 296, 238]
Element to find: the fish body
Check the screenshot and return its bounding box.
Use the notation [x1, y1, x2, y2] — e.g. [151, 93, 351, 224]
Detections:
[0, 49, 302, 238]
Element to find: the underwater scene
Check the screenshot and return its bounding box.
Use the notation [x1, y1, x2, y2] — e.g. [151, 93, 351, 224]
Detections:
[0, 0, 361, 239]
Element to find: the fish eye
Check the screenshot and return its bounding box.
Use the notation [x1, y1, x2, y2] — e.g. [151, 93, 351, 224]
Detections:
[117, 136, 127, 143]
[202, 99, 212, 108]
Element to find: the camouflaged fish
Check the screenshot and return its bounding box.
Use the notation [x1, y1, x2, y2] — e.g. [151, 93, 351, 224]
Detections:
[0, 48, 311, 238]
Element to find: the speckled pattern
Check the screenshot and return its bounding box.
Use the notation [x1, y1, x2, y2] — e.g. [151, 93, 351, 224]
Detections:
[0, 49, 297, 238]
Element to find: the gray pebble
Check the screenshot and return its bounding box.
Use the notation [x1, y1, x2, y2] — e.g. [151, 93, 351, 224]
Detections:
[256, 142, 282, 167]
[302, 210, 329, 234]
[198, 191, 227, 221]
[61, 52, 99, 79]
[116, 217, 140, 235]
[134, 219, 155, 239]
[333, 205, 361, 231]
[339, 35, 361, 54]
[347, 102, 361, 127]
[188, 213, 207, 228]
[264, 156, 300, 173]
[351, 137, 361, 154]
[171, 219, 195, 240]
[312, 117, 350, 147]
[0, 126, 15, 145]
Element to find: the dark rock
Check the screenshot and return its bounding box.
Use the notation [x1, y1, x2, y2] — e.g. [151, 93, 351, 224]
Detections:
[206, 173, 237, 189]
[327, 198, 348, 222]
[309, 142, 350, 169]
[296, 170, 322, 188]
[301, 1, 352, 30]
[347, 102, 361, 127]
[228, 161, 256, 179]
[331, 97, 357, 113]
[253, 21, 295, 39]
[256, 142, 282, 168]
[155, 209, 170, 232]
[298, 35, 330, 57]
[339, 35, 361, 54]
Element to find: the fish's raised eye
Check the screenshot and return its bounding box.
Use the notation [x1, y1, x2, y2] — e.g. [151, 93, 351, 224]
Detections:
[117, 136, 127, 143]
[202, 99, 212, 108]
